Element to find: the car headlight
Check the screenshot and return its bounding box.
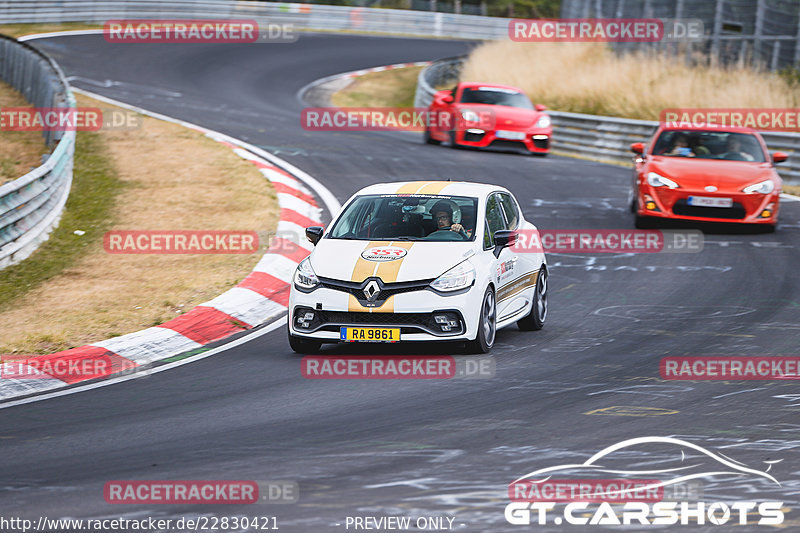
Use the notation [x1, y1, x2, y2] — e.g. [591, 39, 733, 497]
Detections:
[460, 109, 480, 122]
[293, 257, 319, 290]
[647, 172, 679, 189]
[430, 261, 476, 292]
[742, 179, 774, 194]
[535, 115, 551, 128]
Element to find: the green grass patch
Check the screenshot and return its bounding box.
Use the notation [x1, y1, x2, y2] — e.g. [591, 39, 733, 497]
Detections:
[0, 130, 123, 309]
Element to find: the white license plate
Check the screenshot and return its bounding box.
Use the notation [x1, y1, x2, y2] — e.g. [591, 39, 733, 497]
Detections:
[688, 196, 733, 208]
[495, 130, 525, 140]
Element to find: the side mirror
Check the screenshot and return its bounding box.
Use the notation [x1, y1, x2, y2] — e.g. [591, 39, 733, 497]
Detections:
[535, 104, 547, 112]
[630, 142, 645, 155]
[305, 226, 324, 246]
[442, 95, 454, 104]
[493, 230, 517, 258]
[772, 151, 788, 164]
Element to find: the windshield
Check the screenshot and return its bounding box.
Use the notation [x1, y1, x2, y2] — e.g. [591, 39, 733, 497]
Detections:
[328, 194, 479, 242]
[459, 87, 534, 110]
[652, 130, 766, 162]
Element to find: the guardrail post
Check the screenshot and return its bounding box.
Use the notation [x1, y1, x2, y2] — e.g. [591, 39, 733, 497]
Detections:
[753, 0, 765, 63]
[711, 0, 724, 64]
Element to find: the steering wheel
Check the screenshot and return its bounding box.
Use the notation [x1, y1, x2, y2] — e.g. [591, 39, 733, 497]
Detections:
[426, 229, 468, 241]
[721, 152, 747, 161]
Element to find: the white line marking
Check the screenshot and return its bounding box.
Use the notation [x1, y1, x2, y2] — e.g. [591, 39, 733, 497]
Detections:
[713, 387, 767, 399]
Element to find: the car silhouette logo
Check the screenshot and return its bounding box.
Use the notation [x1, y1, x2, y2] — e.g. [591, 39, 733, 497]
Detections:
[363, 280, 380, 301]
[705, 185, 718, 192]
[511, 436, 781, 500]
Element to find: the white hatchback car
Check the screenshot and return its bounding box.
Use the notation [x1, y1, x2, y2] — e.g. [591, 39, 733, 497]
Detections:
[287, 181, 547, 353]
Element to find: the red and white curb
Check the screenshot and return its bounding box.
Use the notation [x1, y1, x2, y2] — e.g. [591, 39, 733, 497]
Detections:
[0, 88, 339, 402]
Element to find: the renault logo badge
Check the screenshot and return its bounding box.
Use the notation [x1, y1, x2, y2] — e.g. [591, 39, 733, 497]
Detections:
[363, 280, 380, 301]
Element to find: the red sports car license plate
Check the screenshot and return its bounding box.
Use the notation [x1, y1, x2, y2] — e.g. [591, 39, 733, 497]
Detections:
[688, 196, 733, 208]
[495, 130, 525, 141]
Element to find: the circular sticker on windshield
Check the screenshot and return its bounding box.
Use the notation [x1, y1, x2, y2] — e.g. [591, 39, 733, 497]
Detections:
[361, 247, 408, 262]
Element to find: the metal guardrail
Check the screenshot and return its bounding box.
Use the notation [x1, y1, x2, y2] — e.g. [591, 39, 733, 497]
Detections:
[0, 35, 75, 270]
[415, 58, 800, 183]
[0, 0, 513, 40]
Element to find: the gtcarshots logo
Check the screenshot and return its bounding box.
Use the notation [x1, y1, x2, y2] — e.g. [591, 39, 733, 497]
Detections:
[505, 437, 784, 526]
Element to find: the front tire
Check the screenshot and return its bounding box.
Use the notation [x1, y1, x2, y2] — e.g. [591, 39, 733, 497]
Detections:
[517, 268, 547, 331]
[287, 322, 321, 354]
[449, 130, 461, 149]
[634, 214, 654, 229]
[468, 286, 496, 353]
[424, 127, 441, 145]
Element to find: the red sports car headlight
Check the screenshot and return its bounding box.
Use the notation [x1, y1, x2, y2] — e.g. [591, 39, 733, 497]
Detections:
[647, 172, 679, 189]
[742, 180, 775, 194]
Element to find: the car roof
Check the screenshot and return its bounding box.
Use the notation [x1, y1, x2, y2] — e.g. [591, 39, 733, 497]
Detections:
[352, 180, 511, 198]
[458, 82, 525, 93]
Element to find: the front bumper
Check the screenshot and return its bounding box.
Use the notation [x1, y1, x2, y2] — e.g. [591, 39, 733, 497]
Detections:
[454, 127, 551, 153]
[288, 281, 483, 342]
[637, 187, 779, 224]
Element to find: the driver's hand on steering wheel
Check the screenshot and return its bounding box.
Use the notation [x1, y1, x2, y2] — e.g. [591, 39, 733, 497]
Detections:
[450, 223, 464, 233]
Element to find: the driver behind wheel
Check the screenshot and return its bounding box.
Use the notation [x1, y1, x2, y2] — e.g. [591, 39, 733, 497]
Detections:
[430, 200, 464, 235]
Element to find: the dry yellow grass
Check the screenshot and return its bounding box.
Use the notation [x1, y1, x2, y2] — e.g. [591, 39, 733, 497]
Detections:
[0, 81, 49, 185]
[0, 23, 102, 39]
[461, 42, 800, 120]
[0, 93, 279, 354]
[332, 66, 422, 108]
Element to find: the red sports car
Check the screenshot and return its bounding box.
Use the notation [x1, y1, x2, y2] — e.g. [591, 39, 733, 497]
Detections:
[425, 82, 552, 155]
[630, 125, 786, 231]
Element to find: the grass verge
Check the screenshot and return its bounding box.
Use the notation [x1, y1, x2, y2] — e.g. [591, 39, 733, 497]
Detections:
[0, 81, 49, 185]
[460, 42, 800, 120]
[0, 23, 102, 39]
[0, 129, 121, 310]
[331, 66, 423, 108]
[0, 93, 279, 355]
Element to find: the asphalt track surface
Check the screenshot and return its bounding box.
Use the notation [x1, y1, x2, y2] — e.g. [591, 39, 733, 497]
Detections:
[2, 33, 800, 532]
